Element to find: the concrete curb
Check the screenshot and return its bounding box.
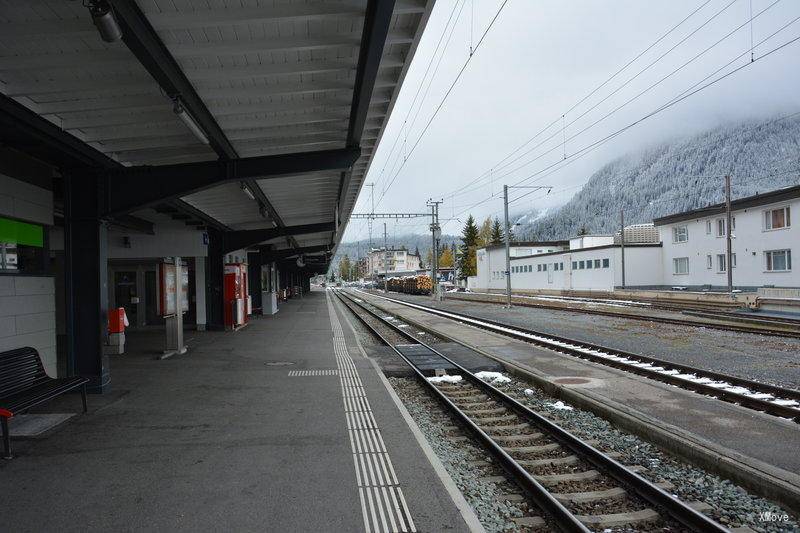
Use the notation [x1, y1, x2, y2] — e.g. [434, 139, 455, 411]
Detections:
[359, 292, 800, 515]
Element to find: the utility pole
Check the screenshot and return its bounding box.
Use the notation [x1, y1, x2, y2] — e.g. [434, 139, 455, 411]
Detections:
[383, 222, 389, 293]
[502, 184, 552, 308]
[427, 199, 443, 300]
[725, 174, 733, 293]
[620, 209, 626, 289]
[503, 185, 512, 308]
[366, 183, 375, 277]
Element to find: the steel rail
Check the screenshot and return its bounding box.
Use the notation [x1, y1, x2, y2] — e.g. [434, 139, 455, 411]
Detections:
[333, 291, 590, 532]
[358, 290, 800, 422]
[336, 290, 728, 533]
[443, 292, 800, 338]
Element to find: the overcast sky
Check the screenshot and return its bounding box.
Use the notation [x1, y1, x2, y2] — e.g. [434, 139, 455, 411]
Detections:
[343, 0, 800, 242]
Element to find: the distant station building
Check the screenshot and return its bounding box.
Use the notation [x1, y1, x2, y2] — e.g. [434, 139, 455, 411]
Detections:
[473, 185, 798, 293]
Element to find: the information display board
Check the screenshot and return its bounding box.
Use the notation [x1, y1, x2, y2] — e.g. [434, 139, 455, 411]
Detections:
[158, 259, 189, 317]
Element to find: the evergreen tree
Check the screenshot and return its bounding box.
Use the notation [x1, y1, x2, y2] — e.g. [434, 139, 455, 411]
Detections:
[490, 217, 503, 245]
[457, 215, 479, 279]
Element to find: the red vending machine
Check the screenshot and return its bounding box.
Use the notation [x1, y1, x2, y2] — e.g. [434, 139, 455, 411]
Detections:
[223, 263, 249, 330]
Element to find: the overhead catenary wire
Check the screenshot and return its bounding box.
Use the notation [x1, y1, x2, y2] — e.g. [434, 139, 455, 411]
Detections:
[374, 0, 511, 209]
[452, 0, 784, 199]
[444, 0, 721, 200]
[441, 34, 800, 232]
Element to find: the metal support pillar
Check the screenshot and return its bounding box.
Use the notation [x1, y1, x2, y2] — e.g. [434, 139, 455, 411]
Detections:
[206, 229, 225, 330]
[64, 173, 110, 393]
[725, 174, 734, 293]
[247, 250, 262, 314]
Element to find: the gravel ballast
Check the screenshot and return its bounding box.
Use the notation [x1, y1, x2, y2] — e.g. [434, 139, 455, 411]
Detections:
[389, 374, 798, 533]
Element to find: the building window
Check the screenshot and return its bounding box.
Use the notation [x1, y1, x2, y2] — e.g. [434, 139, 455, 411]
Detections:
[706, 255, 712, 269]
[765, 206, 790, 230]
[717, 254, 726, 272]
[559, 262, 564, 270]
[716, 218, 726, 237]
[572, 261, 577, 269]
[765, 249, 792, 272]
[586, 259, 593, 269]
[594, 259, 601, 268]
[543, 264, 548, 272]
[673, 257, 689, 275]
[602, 258, 609, 268]
[579, 260, 585, 269]
[706, 220, 712, 234]
[672, 225, 688, 243]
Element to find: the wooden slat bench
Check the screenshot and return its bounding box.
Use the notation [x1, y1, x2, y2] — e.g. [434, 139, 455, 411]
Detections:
[1, 347, 88, 459]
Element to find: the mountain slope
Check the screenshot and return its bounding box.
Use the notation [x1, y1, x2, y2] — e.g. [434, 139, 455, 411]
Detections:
[517, 115, 800, 240]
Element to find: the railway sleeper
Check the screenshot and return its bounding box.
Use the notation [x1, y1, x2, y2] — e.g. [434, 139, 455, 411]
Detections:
[491, 432, 545, 443]
[497, 480, 675, 504]
[482, 422, 533, 434]
[575, 508, 660, 528]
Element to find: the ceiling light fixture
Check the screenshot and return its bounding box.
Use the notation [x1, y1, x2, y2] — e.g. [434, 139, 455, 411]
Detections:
[86, 0, 122, 43]
[241, 183, 256, 201]
[172, 98, 210, 145]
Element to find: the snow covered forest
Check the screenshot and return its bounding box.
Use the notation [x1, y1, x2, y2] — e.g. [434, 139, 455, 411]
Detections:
[514, 115, 800, 240]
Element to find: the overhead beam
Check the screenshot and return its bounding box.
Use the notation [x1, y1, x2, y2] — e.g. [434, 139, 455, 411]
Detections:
[0, 92, 120, 170]
[222, 222, 335, 254]
[263, 245, 331, 261]
[348, 0, 397, 148]
[104, 147, 360, 215]
[107, 214, 155, 235]
[112, 0, 238, 160]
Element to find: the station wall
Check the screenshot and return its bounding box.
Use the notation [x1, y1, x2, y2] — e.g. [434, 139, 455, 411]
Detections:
[0, 172, 57, 375]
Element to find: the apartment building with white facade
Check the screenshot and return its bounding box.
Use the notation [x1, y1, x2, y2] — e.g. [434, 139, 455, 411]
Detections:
[473, 186, 798, 293]
[366, 247, 421, 276]
[654, 185, 798, 289]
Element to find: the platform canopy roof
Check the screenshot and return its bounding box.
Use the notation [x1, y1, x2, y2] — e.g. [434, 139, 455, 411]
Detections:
[0, 0, 434, 272]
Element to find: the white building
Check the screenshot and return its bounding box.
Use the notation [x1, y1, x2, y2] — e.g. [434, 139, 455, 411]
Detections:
[655, 185, 798, 290]
[366, 247, 421, 276]
[473, 186, 799, 293]
[476, 239, 661, 292]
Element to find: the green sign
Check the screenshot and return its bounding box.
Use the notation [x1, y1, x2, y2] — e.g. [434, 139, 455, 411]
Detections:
[0, 217, 44, 247]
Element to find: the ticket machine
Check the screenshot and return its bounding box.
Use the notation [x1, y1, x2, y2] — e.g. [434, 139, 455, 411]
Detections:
[223, 263, 249, 330]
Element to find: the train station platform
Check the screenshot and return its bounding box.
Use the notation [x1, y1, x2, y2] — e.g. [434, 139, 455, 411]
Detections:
[0, 290, 477, 533]
[354, 291, 800, 513]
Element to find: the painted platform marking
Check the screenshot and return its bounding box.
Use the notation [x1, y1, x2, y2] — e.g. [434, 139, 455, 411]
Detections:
[326, 293, 416, 533]
[287, 369, 339, 376]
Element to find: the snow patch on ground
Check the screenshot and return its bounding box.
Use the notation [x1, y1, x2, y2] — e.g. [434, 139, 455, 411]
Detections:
[428, 375, 463, 384]
[475, 371, 511, 384]
[547, 401, 574, 411]
[523, 389, 535, 396]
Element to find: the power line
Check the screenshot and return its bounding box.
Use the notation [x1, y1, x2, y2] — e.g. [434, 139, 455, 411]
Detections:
[444, 0, 725, 200]
[374, 0, 511, 209]
[453, 0, 782, 199]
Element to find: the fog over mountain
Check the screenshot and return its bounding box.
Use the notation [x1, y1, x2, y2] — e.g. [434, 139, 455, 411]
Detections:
[339, 114, 800, 256]
[513, 115, 800, 239]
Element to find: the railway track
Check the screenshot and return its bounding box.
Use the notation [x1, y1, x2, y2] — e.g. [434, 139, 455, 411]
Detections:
[335, 290, 728, 532]
[355, 290, 800, 423]
[436, 292, 800, 339]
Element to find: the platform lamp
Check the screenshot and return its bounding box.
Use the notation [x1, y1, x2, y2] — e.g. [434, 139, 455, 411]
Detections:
[86, 0, 122, 43]
[172, 97, 210, 145]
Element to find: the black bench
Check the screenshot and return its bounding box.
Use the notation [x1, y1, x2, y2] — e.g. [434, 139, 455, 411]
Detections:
[1, 347, 88, 459]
